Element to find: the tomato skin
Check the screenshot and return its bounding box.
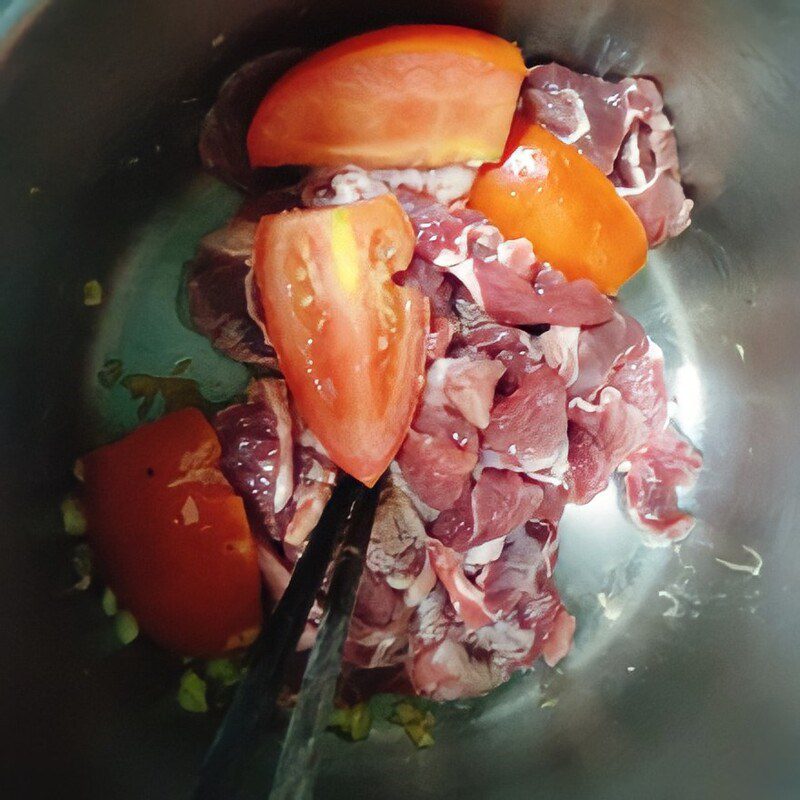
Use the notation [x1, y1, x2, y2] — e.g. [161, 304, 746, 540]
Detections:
[82, 409, 262, 658]
[247, 25, 525, 169]
[468, 120, 648, 295]
[254, 194, 428, 486]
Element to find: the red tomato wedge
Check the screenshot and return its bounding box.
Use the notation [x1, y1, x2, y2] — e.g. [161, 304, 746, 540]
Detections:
[247, 24, 525, 169]
[468, 119, 649, 295]
[253, 193, 428, 486]
[81, 409, 262, 657]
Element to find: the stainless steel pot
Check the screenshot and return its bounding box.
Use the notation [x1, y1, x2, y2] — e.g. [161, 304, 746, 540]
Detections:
[2, 1, 799, 798]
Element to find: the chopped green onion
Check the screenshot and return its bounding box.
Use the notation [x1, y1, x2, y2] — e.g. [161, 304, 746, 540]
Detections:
[101, 588, 118, 617]
[178, 670, 208, 713]
[83, 280, 103, 306]
[205, 658, 243, 688]
[389, 701, 435, 748]
[328, 702, 373, 741]
[349, 702, 372, 741]
[115, 610, 139, 645]
[390, 701, 419, 726]
[404, 722, 435, 749]
[61, 495, 86, 536]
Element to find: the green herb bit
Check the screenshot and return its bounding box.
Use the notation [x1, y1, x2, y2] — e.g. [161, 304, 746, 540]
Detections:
[205, 658, 243, 688]
[328, 702, 373, 742]
[101, 588, 118, 617]
[404, 721, 435, 749]
[61, 495, 86, 536]
[178, 670, 209, 713]
[389, 701, 435, 748]
[83, 280, 103, 306]
[115, 610, 139, 645]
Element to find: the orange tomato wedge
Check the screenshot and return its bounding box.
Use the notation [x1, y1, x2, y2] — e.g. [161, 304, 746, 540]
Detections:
[81, 409, 262, 658]
[468, 119, 649, 294]
[253, 193, 428, 486]
[247, 25, 526, 169]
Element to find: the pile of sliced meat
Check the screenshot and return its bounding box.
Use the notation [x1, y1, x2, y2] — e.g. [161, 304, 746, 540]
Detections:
[188, 63, 701, 701]
[522, 63, 693, 246]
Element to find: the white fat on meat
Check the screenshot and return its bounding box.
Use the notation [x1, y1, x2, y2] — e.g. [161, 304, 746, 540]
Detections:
[248, 379, 294, 513]
[613, 87, 694, 243]
[301, 164, 476, 208]
[448, 258, 485, 306]
[282, 481, 330, 548]
[427, 540, 495, 630]
[479, 442, 570, 484]
[526, 86, 592, 144]
[301, 166, 388, 207]
[370, 164, 477, 204]
[432, 237, 470, 268]
[539, 325, 581, 387]
[469, 618, 537, 668]
[464, 537, 507, 570]
[620, 170, 693, 245]
[349, 626, 407, 670]
[496, 238, 537, 280]
[244, 267, 273, 342]
[295, 423, 332, 459]
[412, 584, 451, 647]
[403, 553, 437, 608]
[412, 638, 504, 701]
[433, 222, 501, 268]
[426, 356, 505, 431]
[614, 122, 649, 193]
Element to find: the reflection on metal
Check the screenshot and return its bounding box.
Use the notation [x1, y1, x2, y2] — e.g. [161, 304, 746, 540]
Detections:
[673, 361, 704, 441]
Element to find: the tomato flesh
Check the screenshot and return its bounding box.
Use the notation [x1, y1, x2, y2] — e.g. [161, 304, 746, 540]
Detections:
[253, 193, 428, 486]
[81, 409, 262, 657]
[247, 25, 525, 169]
[468, 120, 649, 295]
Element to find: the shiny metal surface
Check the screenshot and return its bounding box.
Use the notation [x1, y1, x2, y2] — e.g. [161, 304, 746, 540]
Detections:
[1, 1, 799, 798]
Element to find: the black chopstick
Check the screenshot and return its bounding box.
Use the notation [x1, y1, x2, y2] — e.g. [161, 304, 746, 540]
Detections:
[268, 475, 382, 798]
[194, 474, 376, 800]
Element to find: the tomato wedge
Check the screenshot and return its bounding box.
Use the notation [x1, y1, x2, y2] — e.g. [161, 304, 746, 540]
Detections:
[81, 409, 262, 657]
[247, 25, 525, 169]
[253, 193, 427, 486]
[468, 119, 649, 295]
